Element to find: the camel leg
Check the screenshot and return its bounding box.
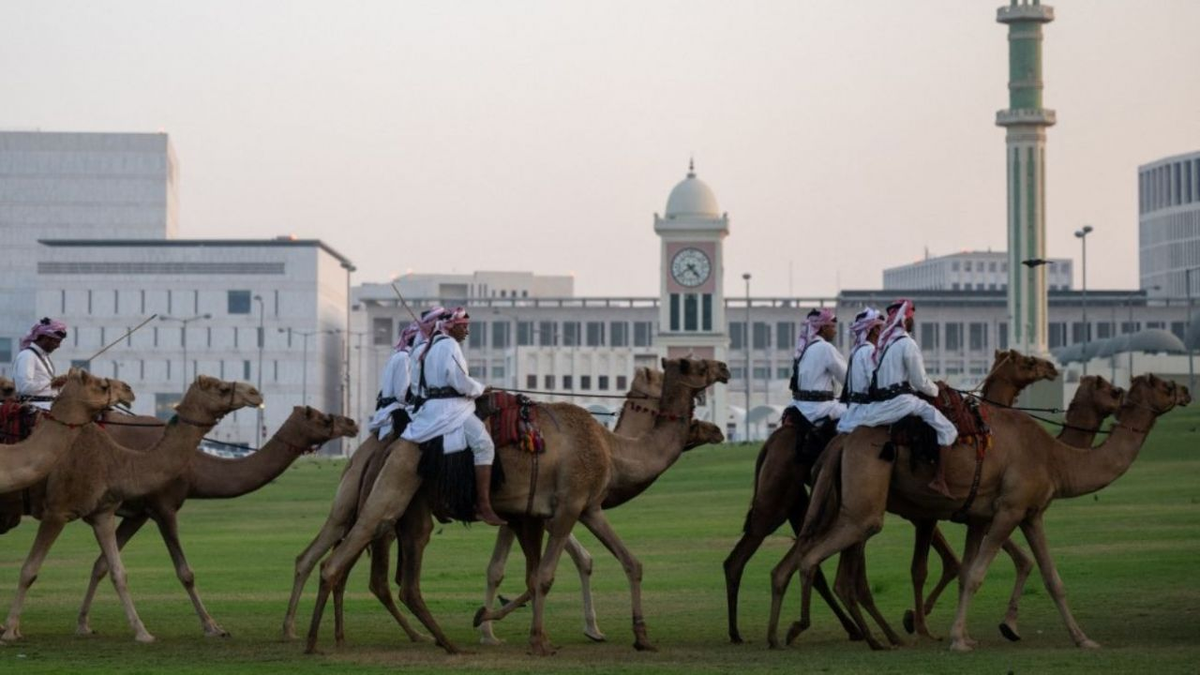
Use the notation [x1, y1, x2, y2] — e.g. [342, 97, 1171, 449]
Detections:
[2, 517, 67, 641]
[365, 531, 426, 643]
[578, 508, 655, 653]
[997, 538, 1034, 642]
[948, 511, 1022, 652]
[149, 509, 229, 637]
[394, 499, 460, 654]
[475, 516, 541, 628]
[848, 542, 906, 647]
[828, 545, 888, 650]
[525, 512, 579, 657]
[563, 532, 606, 642]
[89, 511, 156, 643]
[331, 547, 362, 647]
[723, 516, 780, 644]
[904, 520, 952, 639]
[1019, 513, 1099, 649]
[284, 518, 349, 639]
[921, 524, 961, 619]
[479, 525, 515, 645]
[77, 513, 149, 636]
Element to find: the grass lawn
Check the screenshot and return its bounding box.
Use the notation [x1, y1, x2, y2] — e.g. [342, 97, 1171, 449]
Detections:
[1, 405, 1198, 674]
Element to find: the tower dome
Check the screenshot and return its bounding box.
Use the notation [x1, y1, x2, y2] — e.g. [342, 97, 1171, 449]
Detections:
[665, 160, 720, 218]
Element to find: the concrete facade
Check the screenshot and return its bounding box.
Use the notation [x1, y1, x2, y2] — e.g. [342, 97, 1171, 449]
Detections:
[1139, 150, 1200, 299]
[884, 250, 1071, 292]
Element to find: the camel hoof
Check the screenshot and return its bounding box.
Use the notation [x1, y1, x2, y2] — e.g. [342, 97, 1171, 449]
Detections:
[528, 639, 556, 656]
[634, 640, 657, 652]
[439, 641, 465, 655]
[999, 622, 1021, 642]
[0, 629, 22, 642]
[584, 628, 607, 643]
[903, 610, 915, 635]
[949, 639, 974, 653]
[785, 621, 806, 646]
[135, 633, 157, 644]
[729, 633, 744, 645]
[472, 606, 489, 628]
[1079, 639, 1101, 650]
[767, 638, 782, 650]
[479, 636, 504, 646]
[411, 632, 434, 644]
[205, 626, 231, 638]
[76, 625, 96, 637]
[867, 639, 889, 651]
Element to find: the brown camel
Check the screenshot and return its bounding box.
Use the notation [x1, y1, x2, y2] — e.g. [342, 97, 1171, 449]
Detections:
[0, 376, 15, 400]
[304, 357, 729, 656]
[0, 369, 133, 494]
[282, 366, 661, 644]
[723, 348, 1057, 644]
[73, 406, 358, 638]
[0, 375, 262, 643]
[768, 374, 1188, 652]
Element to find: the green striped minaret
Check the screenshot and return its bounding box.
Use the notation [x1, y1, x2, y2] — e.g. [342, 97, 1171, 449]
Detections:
[997, 0, 1055, 354]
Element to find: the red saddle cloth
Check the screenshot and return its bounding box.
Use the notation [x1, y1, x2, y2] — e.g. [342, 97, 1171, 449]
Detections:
[477, 392, 545, 454]
[0, 400, 39, 445]
[930, 383, 991, 448]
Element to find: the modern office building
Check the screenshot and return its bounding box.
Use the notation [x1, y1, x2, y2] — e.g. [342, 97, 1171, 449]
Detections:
[883, 251, 1072, 292]
[0, 131, 178, 363]
[33, 238, 352, 452]
[1139, 150, 1200, 299]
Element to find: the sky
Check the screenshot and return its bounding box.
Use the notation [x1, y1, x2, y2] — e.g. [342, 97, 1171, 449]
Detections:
[2, 0, 1198, 297]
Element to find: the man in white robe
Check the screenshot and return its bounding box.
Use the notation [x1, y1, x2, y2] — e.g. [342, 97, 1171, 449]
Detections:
[852, 300, 959, 498]
[407, 306, 447, 405]
[836, 307, 885, 434]
[13, 317, 68, 411]
[368, 322, 419, 440]
[787, 308, 847, 424]
[403, 307, 506, 526]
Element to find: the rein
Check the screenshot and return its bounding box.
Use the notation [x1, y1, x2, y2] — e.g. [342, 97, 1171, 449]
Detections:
[496, 387, 652, 401]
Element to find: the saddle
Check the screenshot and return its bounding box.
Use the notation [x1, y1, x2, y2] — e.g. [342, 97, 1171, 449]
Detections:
[780, 407, 837, 465]
[0, 400, 40, 446]
[475, 392, 545, 454]
[883, 383, 992, 472]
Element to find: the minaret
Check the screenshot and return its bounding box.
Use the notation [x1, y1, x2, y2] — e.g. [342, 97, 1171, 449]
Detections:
[997, 0, 1055, 354]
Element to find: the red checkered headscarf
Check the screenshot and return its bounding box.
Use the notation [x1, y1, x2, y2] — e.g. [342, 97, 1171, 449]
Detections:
[874, 300, 914, 365]
[21, 317, 68, 350]
[418, 305, 447, 340]
[850, 307, 885, 349]
[436, 307, 470, 337]
[793, 308, 837, 359]
[395, 322, 419, 353]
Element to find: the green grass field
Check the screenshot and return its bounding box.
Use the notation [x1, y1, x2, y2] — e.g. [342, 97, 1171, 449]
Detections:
[1, 407, 1198, 674]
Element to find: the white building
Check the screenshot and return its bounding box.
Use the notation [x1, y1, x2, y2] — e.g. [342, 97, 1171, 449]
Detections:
[0, 131, 178, 364]
[1139, 150, 1200, 298]
[883, 251, 1072, 292]
[356, 271, 573, 304]
[34, 238, 352, 453]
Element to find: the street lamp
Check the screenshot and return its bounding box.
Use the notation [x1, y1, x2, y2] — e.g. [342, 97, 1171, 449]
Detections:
[278, 328, 335, 406]
[253, 294, 265, 448]
[742, 272, 751, 440]
[1074, 225, 1094, 375]
[160, 314, 212, 397]
[340, 262, 356, 454]
[1185, 268, 1200, 394]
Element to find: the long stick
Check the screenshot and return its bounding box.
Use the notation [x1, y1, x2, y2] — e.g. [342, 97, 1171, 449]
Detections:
[85, 314, 158, 362]
[389, 283, 423, 327]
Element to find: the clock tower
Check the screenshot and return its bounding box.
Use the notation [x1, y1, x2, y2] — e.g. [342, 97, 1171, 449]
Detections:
[654, 161, 730, 426]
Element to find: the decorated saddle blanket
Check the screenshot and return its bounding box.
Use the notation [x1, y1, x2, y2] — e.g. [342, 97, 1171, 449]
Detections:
[0, 400, 40, 445]
[886, 383, 991, 468]
[780, 407, 838, 465]
[475, 391, 545, 455]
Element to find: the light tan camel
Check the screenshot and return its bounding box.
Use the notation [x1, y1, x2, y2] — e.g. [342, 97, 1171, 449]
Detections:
[0, 369, 133, 494]
[73, 406, 358, 638]
[723, 348, 1056, 644]
[768, 374, 1188, 652]
[0, 375, 262, 643]
[282, 366, 662, 644]
[304, 357, 729, 656]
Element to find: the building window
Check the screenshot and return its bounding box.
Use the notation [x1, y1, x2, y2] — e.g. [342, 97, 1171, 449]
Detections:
[776, 322, 795, 352]
[945, 323, 963, 352]
[610, 322, 629, 347]
[491, 365, 505, 381]
[702, 294, 713, 331]
[1049, 322, 1067, 349]
[517, 321, 534, 346]
[684, 294, 699, 331]
[752, 367, 771, 380]
[919, 322, 939, 352]
[539, 321, 556, 346]
[372, 318, 392, 346]
[1071, 322, 1089, 343]
[581, 376, 592, 390]
[952, 261, 960, 271]
[491, 322, 510, 349]
[562, 375, 573, 390]
[669, 293, 680, 331]
[243, 360, 252, 380]
[752, 322, 770, 350]
[776, 367, 791, 379]
[562, 321, 581, 347]
[526, 374, 537, 389]
[0, 337, 11, 363]
[543, 374, 555, 390]
[468, 323, 487, 349]
[586, 322, 605, 347]
[634, 322, 653, 347]
[951, 283, 960, 291]
[87, 290, 93, 314]
[968, 323, 987, 351]
[1096, 322, 1113, 340]
[729, 322, 746, 350]
[598, 375, 609, 390]
[999, 322, 1008, 349]
[228, 290, 251, 314]
[616, 375, 628, 391]
[730, 367, 745, 381]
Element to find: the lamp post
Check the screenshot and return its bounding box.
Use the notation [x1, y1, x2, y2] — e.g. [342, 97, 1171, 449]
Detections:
[253, 294, 265, 448]
[160, 314, 211, 397]
[278, 328, 334, 406]
[340, 261, 356, 456]
[1187, 268, 1200, 394]
[1126, 286, 1160, 381]
[742, 272, 751, 440]
[1074, 225, 1093, 374]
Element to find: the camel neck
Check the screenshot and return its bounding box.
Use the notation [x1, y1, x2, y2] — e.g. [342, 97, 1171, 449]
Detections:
[980, 378, 1022, 407]
[1056, 401, 1106, 448]
[187, 429, 308, 499]
[1052, 404, 1157, 499]
[103, 416, 211, 499]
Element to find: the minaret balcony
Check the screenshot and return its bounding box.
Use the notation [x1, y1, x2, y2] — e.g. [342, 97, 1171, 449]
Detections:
[996, 3, 1054, 24]
[996, 108, 1056, 127]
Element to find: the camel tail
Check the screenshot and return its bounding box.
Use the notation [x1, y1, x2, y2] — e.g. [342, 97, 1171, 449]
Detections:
[799, 443, 843, 544]
[741, 440, 773, 534]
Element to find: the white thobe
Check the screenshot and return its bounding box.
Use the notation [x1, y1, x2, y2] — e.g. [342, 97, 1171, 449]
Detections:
[852, 335, 958, 446]
[836, 343, 876, 434]
[407, 335, 429, 403]
[787, 338, 848, 423]
[368, 350, 411, 438]
[13, 344, 57, 410]
[402, 335, 494, 464]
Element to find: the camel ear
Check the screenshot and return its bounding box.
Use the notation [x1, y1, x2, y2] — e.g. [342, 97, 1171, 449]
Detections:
[994, 349, 1001, 359]
[661, 357, 668, 369]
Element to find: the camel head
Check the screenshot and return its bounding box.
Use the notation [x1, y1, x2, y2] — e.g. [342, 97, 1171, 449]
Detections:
[683, 420, 725, 451]
[660, 357, 730, 389]
[629, 367, 665, 400]
[990, 349, 1059, 388]
[0, 376, 15, 401]
[1121, 374, 1191, 422]
[1072, 375, 1124, 418]
[281, 406, 358, 451]
[51, 369, 136, 421]
[180, 376, 264, 423]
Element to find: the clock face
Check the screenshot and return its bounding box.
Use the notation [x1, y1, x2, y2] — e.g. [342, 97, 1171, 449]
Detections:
[671, 247, 711, 288]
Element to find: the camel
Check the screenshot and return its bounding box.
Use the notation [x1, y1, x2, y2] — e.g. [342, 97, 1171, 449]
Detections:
[767, 374, 1188, 652]
[304, 357, 729, 656]
[723, 348, 1057, 644]
[0, 376, 15, 400]
[0, 369, 133, 494]
[73, 406, 358, 638]
[282, 366, 662, 644]
[0, 375, 262, 643]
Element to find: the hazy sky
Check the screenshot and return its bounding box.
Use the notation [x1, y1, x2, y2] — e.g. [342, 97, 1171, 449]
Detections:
[3, 1, 1197, 297]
